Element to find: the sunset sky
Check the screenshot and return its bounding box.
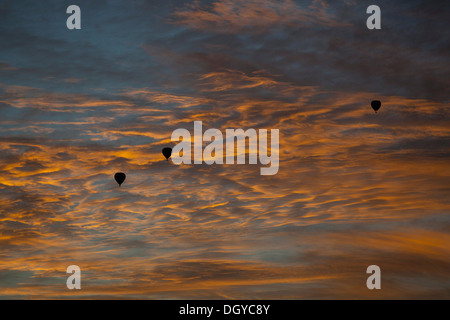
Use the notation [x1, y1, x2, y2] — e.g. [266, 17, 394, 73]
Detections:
[0, 0, 449, 299]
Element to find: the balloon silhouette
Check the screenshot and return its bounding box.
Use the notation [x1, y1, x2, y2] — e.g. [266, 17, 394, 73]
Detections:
[162, 147, 172, 160]
[371, 100, 382, 113]
[114, 172, 126, 187]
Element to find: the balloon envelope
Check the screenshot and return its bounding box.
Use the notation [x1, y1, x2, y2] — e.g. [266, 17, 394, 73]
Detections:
[371, 100, 381, 113]
[162, 147, 172, 160]
[114, 172, 126, 186]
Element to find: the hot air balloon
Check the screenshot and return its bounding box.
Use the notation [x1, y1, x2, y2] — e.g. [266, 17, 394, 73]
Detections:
[114, 172, 126, 187]
[162, 147, 172, 160]
[371, 100, 381, 113]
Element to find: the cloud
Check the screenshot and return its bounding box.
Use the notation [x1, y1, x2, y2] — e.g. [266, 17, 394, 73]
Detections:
[0, 0, 449, 299]
[172, 0, 350, 34]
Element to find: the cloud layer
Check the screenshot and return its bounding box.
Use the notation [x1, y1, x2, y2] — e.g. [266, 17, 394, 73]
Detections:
[0, 0, 449, 299]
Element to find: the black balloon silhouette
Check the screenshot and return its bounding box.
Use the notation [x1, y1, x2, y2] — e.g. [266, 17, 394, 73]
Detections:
[371, 100, 382, 113]
[162, 147, 172, 160]
[114, 172, 126, 187]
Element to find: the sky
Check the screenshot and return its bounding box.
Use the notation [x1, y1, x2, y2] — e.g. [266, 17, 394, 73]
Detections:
[0, 0, 449, 299]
